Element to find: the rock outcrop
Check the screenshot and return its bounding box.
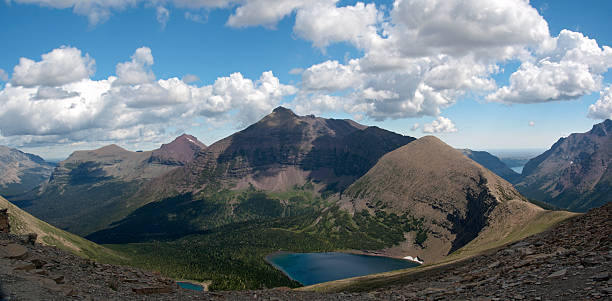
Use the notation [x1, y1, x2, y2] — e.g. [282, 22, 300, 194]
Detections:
[0, 146, 55, 197]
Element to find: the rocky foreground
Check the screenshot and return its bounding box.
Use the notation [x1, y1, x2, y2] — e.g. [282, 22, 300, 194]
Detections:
[1, 202, 611, 300]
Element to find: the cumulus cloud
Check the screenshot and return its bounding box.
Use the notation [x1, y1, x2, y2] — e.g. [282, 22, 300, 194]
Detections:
[227, 0, 308, 28]
[156, 6, 170, 28]
[422, 116, 458, 133]
[114, 47, 155, 86]
[488, 30, 612, 103]
[293, 1, 382, 50]
[11, 46, 95, 87]
[0, 46, 296, 147]
[588, 85, 612, 119]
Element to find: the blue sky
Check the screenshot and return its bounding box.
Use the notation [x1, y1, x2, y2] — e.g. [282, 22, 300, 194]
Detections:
[0, 0, 611, 159]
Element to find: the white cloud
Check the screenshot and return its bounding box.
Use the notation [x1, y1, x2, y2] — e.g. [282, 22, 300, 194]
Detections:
[0, 69, 8, 82]
[156, 6, 170, 29]
[423, 116, 457, 133]
[0, 46, 296, 147]
[411, 123, 419, 131]
[11, 46, 95, 87]
[293, 1, 382, 50]
[114, 47, 155, 86]
[588, 85, 612, 120]
[528, 121, 535, 127]
[227, 0, 308, 28]
[488, 30, 612, 103]
[302, 60, 362, 91]
[388, 0, 549, 60]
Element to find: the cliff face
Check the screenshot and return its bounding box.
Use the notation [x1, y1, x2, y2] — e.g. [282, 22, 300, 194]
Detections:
[516, 119, 612, 211]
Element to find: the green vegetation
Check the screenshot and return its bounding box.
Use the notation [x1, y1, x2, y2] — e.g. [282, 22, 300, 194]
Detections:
[104, 187, 427, 290]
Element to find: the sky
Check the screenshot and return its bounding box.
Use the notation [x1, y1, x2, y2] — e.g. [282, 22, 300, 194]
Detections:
[0, 0, 611, 160]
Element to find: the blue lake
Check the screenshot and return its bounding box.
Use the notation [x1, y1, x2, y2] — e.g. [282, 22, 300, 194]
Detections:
[177, 281, 203, 291]
[265, 252, 419, 286]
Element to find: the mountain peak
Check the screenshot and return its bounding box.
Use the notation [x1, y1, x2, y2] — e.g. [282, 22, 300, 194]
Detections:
[272, 106, 295, 114]
[172, 134, 207, 149]
[150, 134, 206, 166]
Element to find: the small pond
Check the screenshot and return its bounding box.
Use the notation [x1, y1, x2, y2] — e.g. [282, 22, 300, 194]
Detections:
[177, 281, 203, 291]
[266, 252, 420, 286]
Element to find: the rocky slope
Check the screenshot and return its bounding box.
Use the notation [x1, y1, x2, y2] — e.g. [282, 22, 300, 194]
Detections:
[340, 136, 550, 263]
[516, 119, 612, 211]
[460, 149, 521, 183]
[0, 195, 119, 261]
[2, 198, 609, 300]
[150, 107, 415, 195]
[0, 146, 55, 197]
[14, 135, 206, 236]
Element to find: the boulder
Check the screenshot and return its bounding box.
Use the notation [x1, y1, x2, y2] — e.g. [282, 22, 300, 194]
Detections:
[2, 244, 29, 259]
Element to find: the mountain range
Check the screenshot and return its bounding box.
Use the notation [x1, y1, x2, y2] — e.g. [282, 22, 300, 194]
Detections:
[1, 108, 610, 290]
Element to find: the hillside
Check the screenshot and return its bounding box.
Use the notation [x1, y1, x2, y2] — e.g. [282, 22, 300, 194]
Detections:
[460, 149, 521, 183]
[14, 135, 206, 236]
[0, 195, 120, 261]
[341, 136, 556, 263]
[0, 146, 55, 197]
[516, 119, 612, 211]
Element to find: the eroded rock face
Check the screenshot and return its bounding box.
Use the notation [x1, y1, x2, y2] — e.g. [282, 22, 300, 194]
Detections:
[0, 146, 55, 197]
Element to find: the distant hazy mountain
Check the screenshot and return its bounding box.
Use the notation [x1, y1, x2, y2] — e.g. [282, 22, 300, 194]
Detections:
[0, 146, 55, 197]
[15, 135, 206, 236]
[342, 136, 548, 263]
[516, 119, 612, 212]
[459, 149, 521, 183]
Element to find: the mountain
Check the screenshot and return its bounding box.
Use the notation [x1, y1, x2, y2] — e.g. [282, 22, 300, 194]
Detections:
[459, 149, 521, 183]
[147, 106, 415, 196]
[86, 107, 416, 243]
[341, 136, 559, 263]
[150, 134, 207, 166]
[14, 135, 206, 236]
[0, 195, 119, 260]
[516, 119, 612, 212]
[0, 146, 55, 197]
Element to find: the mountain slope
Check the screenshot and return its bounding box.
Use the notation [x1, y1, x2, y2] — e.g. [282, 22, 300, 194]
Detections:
[516, 119, 612, 211]
[147, 106, 415, 196]
[460, 149, 521, 183]
[14, 135, 206, 236]
[0, 195, 120, 260]
[0, 146, 55, 197]
[341, 136, 548, 263]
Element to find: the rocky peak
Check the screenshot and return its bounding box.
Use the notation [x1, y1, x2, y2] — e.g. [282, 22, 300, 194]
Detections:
[149, 134, 207, 166]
